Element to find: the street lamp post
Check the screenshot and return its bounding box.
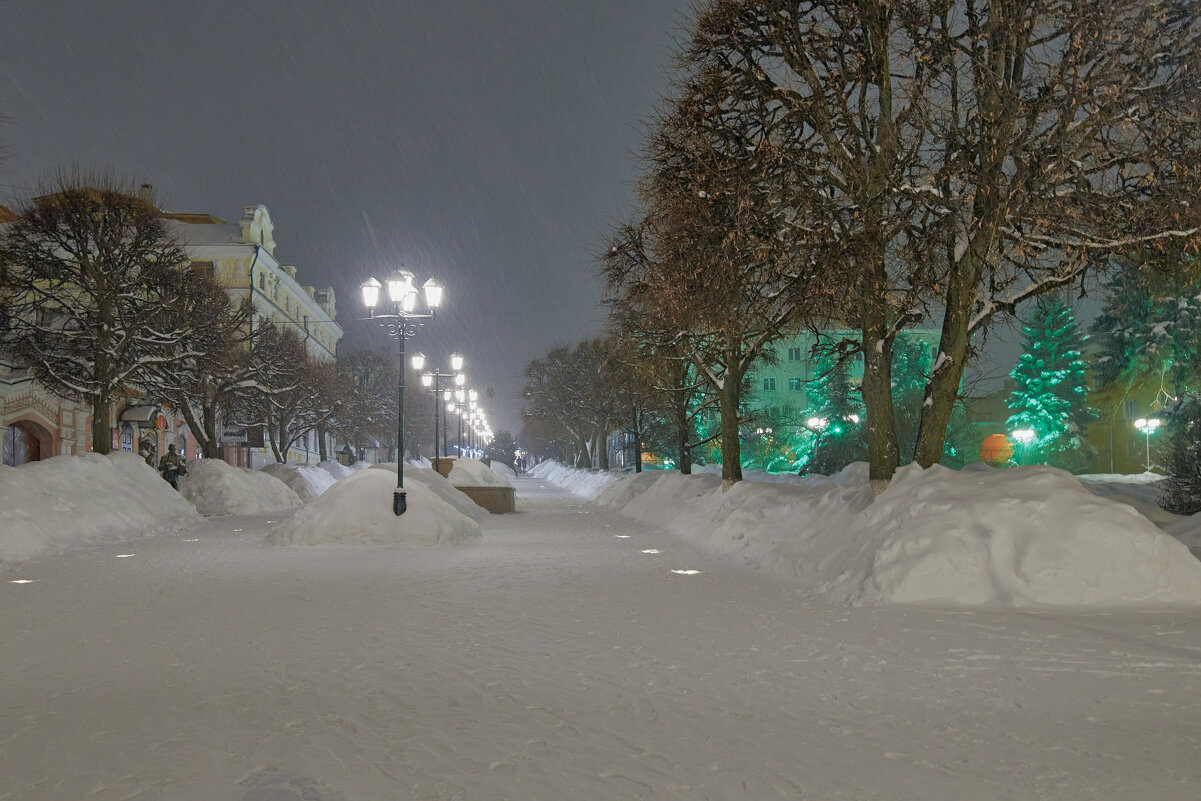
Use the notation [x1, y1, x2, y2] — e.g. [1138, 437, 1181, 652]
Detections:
[418, 352, 464, 474]
[360, 271, 444, 516]
[1134, 417, 1161, 472]
[1011, 427, 1035, 465]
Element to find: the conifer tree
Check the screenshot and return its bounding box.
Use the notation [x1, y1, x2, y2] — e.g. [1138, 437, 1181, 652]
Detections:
[1006, 296, 1096, 470]
[1159, 395, 1201, 514]
[804, 355, 866, 475]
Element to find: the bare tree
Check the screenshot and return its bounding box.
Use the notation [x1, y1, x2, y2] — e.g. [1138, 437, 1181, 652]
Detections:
[142, 277, 255, 458]
[603, 54, 826, 484]
[0, 174, 192, 453]
[685, 0, 1201, 482]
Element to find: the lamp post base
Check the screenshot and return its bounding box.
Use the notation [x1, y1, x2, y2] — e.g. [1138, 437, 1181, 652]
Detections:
[393, 489, 407, 516]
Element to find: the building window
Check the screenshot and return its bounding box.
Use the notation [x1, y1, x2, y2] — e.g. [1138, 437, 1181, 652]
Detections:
[259, 273, 266, 290]
[788, 347, 802, 361]
[1123, 398, 1140, 420]
[191, 260, 215, 279]
[762, 377, 777, 391]
[788, 377, 802, 391]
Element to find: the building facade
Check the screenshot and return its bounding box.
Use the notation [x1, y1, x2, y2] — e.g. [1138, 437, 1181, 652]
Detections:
[1, 197, 343, 470]
[163, 202, 344, 468]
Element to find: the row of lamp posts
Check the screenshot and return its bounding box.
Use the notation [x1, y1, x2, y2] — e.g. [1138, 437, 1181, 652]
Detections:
[359, 269, 493, 515]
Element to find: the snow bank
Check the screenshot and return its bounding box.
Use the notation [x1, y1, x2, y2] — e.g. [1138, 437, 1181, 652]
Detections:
[367, 463, 487, 522]
[853, 465, 1201, 606]
[598, 463, 1201, 608]
[490, 460, 518, 480]
[1077, 472, 1175, 525]
[317, 460, 370, 481]
[260, 463, 339, 501]
[0, 453, 201, 565]
[694, 461, 870, 488]
[449, 458, 511, 487]
[528, 460, 622, 499]
[179, 459, 302, 516]
[267, 468, 481, 546]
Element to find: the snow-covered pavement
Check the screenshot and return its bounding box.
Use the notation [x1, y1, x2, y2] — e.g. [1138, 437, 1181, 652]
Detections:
[3, 478, 1201, 800]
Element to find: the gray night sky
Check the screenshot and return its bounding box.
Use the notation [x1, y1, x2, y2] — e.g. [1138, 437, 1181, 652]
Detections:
[0, 0, 695, 432]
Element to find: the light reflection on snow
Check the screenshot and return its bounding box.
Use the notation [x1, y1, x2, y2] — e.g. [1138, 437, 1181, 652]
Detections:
[9, 579, 36, 584]
[233, 529, 243, 532]
[671, 569, 702, 575]
[115, 554, 135, 558]
[615, 535, 631, 538]
[641, 549, 661, 554]
[182, 539, 200, 542]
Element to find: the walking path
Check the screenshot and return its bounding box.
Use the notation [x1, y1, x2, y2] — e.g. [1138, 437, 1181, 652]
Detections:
[2, 477, 1200, 799]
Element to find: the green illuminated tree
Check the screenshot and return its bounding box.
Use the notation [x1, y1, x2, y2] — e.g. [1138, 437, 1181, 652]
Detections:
[1006, 296, 1096, 470]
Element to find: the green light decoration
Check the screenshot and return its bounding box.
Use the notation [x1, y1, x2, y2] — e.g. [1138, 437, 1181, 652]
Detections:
[1006, 295, 1096, 470]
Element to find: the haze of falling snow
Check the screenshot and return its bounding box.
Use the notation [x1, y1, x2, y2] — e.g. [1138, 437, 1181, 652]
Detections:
[0, 0, 696, 431]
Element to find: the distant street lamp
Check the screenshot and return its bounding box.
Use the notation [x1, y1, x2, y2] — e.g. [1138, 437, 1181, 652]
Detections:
[360, 270, 444, 515]
[1134, 417, 1161, 472]
[417, 351, 464, 474]
[1011, 427, 1035, 465]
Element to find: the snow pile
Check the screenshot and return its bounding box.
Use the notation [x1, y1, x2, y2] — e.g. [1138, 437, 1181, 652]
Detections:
[368, 463, 487, 522]
[317, 460, 370, 481]
[448, 458, 511, 487]
[694, 461, 870, 488]
[490, 460, 518, 480]
[599, 463, 1201, 607]
[528, 460, 622, 499]
[1077, 472, 1174, 525]
[179, 459, 302, 516]
[0, 453, 201, 565]
[267, 468, 481, 546]
[852, 465, 1201, 606]
[260, 463, 339, 501]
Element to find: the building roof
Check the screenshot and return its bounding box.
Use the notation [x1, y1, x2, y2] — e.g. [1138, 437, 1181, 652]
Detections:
[160, 211, 228, 225]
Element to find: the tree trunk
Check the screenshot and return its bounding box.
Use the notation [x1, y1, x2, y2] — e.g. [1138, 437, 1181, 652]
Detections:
[91, 393, 112, 454]
[179, 402, 219, 459]
[718, 372, 742, 485]
[913, 255, 983, 467]
[317, 423, 328, 461]
[597, 431, 610, 470]
[859, 254, 900, 488]
[202, 404, 220, 459]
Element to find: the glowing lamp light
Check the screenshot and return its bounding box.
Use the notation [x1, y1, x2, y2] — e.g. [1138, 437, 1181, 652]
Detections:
[455, 389, 466, 403]
[849, 415, 860, 424]
[447, 402, 456, 412]
[386, 269, 415, 304]
[421, 373, 434, 388]
[450, 352, 465, 371]
[454, 373, 467, 387]
[411, 351, 426, 371]
[468, 389, 478, 402]
[807, 417, 827, 430]
[359, 277, 382, 309]
[422, 277, 444, 309]
[1012, 428, 1035, 444]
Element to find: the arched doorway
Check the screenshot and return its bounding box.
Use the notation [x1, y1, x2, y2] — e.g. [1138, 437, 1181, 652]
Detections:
[2, 420, 52, 466]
